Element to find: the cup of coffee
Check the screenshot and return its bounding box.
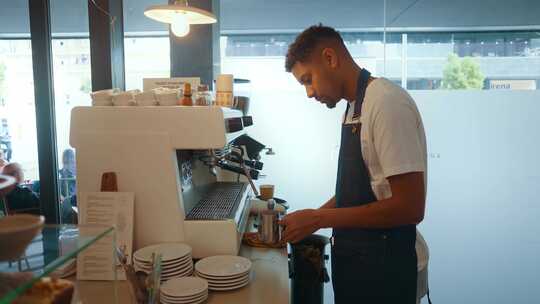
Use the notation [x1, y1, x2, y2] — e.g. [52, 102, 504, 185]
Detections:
[259, 184, 274, 200]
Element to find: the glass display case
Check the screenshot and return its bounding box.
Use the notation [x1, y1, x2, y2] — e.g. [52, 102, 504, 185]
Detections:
[0, 224, 117, 303]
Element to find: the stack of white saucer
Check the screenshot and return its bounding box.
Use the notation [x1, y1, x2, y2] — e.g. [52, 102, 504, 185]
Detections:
[160, 276, 208, 304]
[133, 243, 193, 282]
[194, 255, 252, 291]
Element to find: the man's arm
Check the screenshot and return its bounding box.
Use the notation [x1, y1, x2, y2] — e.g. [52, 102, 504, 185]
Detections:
[280, 171, 424, 243]
[317, 171, 425, 229]
[319, 196, 336, 209]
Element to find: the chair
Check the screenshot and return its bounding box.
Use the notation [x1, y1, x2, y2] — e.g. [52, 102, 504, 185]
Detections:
[1, 195, 40, 271]
[2, 188, 41, 216]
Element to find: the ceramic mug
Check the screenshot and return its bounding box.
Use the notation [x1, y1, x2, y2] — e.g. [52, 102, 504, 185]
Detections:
[134, 91, 157, 106]
[156, 91, 179, 106]
[112, 92, 136, 106]
[90, 89, 116, 106]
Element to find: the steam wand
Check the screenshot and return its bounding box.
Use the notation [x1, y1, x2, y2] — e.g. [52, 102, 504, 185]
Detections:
[231, 146, 259, 196]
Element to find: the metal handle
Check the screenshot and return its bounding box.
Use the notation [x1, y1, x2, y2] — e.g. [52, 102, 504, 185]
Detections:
[240, 163, 259, 196]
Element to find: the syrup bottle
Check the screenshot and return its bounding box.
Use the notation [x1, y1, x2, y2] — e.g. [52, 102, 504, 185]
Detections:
[180, 82, 193, 106]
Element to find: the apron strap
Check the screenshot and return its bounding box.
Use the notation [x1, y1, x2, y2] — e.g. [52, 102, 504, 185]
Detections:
[343, 68, 371, 124]
[426, 287, 433, 304]
[352, 68, 371, 119]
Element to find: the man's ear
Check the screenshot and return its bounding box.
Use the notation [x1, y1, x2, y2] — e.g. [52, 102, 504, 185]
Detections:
[321, 47, 338, 69]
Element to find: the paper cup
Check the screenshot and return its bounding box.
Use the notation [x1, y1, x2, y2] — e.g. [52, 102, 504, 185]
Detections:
[259, 184, 274, 200]
[216, 91, 233, 107]
[216, 74, 233, 92]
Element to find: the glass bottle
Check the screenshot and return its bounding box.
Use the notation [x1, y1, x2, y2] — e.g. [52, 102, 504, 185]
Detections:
[180, 82, 193, 106]
[195, 84, 213, 106]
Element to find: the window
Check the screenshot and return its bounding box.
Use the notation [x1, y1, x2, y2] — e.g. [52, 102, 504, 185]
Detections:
[0, 1, 42, 272]
[124, 36, 170, 90]
[51, 0, 92, 224]
[0, 7, 40, 216]
[123, 0, 171, 91]
[405, 31, 540, 90]
[221, 29, 540, 304]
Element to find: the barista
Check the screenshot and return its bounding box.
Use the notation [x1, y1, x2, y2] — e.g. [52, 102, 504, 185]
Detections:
[279, 24, 428, 303]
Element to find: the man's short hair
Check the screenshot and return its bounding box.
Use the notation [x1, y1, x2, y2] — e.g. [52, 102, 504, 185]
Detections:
[285, 24, 344, 72]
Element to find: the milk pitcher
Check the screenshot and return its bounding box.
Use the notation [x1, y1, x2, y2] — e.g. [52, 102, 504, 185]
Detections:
[258, 199, 282, 244]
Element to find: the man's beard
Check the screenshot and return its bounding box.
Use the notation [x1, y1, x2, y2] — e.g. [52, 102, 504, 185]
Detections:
[325, 101, 337, 109]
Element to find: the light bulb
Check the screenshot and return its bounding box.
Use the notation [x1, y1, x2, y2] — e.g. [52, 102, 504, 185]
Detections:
[171, 13, 190, 37]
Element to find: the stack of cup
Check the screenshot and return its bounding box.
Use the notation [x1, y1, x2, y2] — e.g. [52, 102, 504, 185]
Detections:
[154, 88, 180, 106]
[90, 89, 118, 106]
[112, 89, 140, 106]
[134, 91, 157, 106]
[215, 74, 233, 107]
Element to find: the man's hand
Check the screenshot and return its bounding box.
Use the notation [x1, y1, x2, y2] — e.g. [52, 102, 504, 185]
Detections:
[279, 209, 321, 244]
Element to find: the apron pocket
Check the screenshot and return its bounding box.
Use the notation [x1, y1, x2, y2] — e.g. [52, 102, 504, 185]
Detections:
[331, 237, 387, 298]
[332, 237, 386, 266]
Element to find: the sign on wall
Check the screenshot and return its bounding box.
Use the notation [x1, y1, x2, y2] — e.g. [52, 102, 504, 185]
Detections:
[489, 80, 537, 90]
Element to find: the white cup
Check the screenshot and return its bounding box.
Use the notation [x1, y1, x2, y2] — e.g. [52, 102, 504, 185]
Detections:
[216, 91, 233, 107]
[155, 90, 179, 106]
[90, 89, 116, 106]
[134, 91, 157, 106]
[216, 74, 233, 92]
[92, 97, 113, 106]
[112, 92, 136, 106]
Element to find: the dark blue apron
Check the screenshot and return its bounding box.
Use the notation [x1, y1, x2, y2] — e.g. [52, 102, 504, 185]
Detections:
[331, 69, 418, 304]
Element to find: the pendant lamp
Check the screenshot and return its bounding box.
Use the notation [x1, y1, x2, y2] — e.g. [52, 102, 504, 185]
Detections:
[144, 0, 217, 37]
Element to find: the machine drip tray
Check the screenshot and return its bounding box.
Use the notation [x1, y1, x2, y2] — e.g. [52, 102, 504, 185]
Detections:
[185, 182, 247, 220]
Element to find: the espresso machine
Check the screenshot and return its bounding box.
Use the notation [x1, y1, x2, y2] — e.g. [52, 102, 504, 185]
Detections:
[70, 106, 267, 258]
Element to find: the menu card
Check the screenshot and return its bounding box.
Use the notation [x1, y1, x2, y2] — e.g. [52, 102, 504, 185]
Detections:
[77, 192, 134, 281]
[143, 77, 200, 91]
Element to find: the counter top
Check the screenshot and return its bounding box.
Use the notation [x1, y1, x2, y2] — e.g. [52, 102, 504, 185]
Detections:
[71, 245, 290, 304]
[206, 245, 289, 304]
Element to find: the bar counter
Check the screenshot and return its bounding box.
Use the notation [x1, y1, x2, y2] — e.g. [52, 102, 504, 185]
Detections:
[71, 245, 290, 304]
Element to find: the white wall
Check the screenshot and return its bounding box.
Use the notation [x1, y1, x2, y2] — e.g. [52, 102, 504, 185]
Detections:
[412, 90, 540, 303]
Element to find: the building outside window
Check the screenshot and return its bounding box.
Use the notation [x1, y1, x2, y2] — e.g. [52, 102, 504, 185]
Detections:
[123, 0, 171, 91]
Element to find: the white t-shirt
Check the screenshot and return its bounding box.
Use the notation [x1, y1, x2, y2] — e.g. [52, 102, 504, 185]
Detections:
[344, 77, 429, 271]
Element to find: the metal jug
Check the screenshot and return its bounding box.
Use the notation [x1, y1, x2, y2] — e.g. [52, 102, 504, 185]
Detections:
[258, 199, 282, 244]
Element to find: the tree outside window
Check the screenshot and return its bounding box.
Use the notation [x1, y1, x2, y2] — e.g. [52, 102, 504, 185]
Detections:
[441, 53, 485, 89]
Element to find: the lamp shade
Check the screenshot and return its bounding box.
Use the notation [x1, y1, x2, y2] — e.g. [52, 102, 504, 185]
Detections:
[144, 4, 217, 25]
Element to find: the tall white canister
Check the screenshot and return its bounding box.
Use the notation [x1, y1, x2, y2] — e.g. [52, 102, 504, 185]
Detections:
[215, 74, 234, 107]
